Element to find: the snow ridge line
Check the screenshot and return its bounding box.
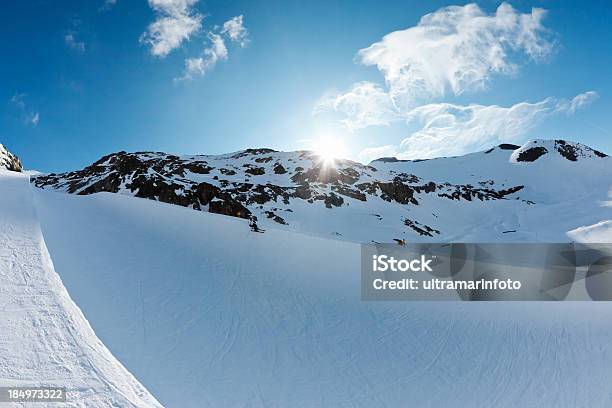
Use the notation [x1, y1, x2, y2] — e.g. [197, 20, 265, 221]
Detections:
[0, 170, 162, 407]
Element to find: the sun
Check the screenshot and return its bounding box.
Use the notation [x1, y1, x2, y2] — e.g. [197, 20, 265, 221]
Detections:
[313, 136, 346, 167]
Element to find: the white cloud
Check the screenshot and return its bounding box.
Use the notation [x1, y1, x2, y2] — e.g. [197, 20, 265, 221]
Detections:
[176, 33, 228, 80]
[314, 82, 399, 131]
[29, 112, 40, 126]
[100, 0, 117, 11]
[10, 93, 39, 127]
[396, 99, 556, 159]
[11, 93, 25, 109]
[141, 0, 202, 58]
[181, 57, 205, 78]
[314, 3, 597, 163]
[358, 91, 598, 161]
[357, 3, 554, 106]
[176, 14, 249, 81]
[318, 2, 556, 128]
[64, 33, 85, 52]
[556, 91, 599, 114]
[222, 15, 248, 47]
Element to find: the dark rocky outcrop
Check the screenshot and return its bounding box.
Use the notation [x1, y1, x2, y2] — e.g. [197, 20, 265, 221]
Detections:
[404, 219, 440, 237]
[273, 164, 287, 174]
[498, 143, 520, 150]
[515, 146, 548, 162]
[0, 144, 23, 172]
[554, 139, 608, 161]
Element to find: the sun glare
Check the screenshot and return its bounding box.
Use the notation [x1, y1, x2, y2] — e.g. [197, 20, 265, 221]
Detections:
[313, 136, 346, 167]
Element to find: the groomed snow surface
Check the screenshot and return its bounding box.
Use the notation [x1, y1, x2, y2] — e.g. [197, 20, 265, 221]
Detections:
[1, 169, 605, 407]
[0, 170, 161, 407]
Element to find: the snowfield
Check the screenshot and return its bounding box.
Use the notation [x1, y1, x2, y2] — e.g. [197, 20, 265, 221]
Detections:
[31, 178, 612, 407]
[2, 139, 612, 407]
[0, 170, 161, 407]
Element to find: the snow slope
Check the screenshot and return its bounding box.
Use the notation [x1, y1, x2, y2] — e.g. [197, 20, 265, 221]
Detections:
[0, 170, 161, 407]
[33, 184, 612, 407]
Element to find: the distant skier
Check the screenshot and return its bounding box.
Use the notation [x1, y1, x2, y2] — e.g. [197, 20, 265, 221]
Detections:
[249, 216, 263, 233]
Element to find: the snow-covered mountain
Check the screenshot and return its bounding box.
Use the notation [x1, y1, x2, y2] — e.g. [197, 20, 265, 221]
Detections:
[0, 144, 22, 172]
[32, 139, 611, 242]
[1, 139, 611, 407]
[32, 177, 612, 407]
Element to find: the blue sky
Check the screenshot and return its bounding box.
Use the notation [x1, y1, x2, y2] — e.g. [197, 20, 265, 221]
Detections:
[1, 0, 611, 172]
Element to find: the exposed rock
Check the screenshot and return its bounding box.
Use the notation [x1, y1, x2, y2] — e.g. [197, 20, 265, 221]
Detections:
[374, 157, 402, 163]
[244, 166, 266, 176]
[231, 148, 277, 159]
[498, 143, 520, 150]
[209, 200, 251, 219]
[593, 150, 608, 158]
[378, 180, 418, 205]
[553, 139, 608, 161]
[555, 140, 578, 161]
[332, 184, 366, 201]
[516, 146, 548, 162]
[0, 144, 23, 172]
[404, 219, 440, 237]
[320, 193, 343, 208]
[273, 164, 287, 174]
[255, 157, 273, 163]
[264, 210, 287, 225]
[511, 140, 609, 163]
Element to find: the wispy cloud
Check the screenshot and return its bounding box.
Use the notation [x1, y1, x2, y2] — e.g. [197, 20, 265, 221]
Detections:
[317, 2, 556, 128]
[556, 91, 599, 115]
[357, 91, 598, 162]
[140, 0, 202, 58]
[221, 15, 249, 47]
[313, 3, 599, 162]
[391, 99, 556, 160]
[10, 93, 25, 110]
[177, 33, 228, 80]
[358, 2, 554, 106]
[314, 82, 399, 131]
[100, 0, 117, 12]
[10, 93, 40, 127]
[176, 15, 248, 81]
[64, 33, 85, 52]
[30, 112, 40, 126]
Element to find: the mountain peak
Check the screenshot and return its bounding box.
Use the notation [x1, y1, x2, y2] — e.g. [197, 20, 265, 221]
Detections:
[511, 139, 608, 163]
[0, 144, 22, 172]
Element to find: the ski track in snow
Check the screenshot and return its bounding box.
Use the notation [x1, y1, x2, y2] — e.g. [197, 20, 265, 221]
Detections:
[29, 183, 612, 407]
[0, 170, 161, 407]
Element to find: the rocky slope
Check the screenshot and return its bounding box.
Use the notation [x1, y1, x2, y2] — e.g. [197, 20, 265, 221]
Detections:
[0, 144, 22, 172]
[32, 139, 611, 242]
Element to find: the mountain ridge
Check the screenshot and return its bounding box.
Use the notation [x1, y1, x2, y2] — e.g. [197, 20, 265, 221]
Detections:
[31, 139, 611, 242]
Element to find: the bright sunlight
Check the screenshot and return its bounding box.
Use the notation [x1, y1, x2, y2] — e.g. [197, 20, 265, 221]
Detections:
[312, 135, 347, 167]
